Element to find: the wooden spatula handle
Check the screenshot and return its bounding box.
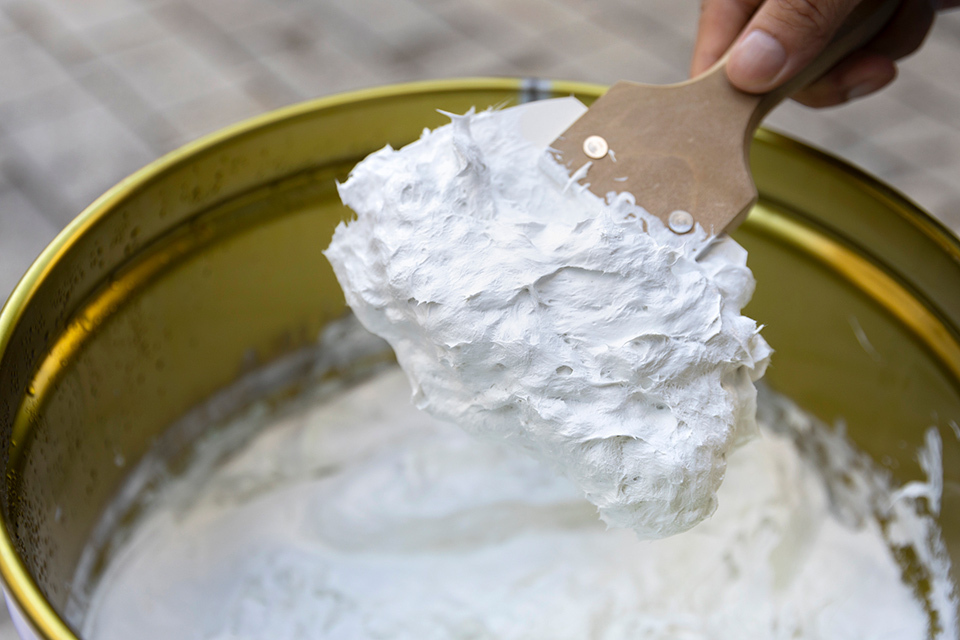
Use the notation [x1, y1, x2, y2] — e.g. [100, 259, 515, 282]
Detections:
[547, 0, 901, 236]
[665, 0, 902, 231]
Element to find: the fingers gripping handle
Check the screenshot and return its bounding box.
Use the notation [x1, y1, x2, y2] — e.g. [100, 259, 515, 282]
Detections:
[700, 0, 902, 130]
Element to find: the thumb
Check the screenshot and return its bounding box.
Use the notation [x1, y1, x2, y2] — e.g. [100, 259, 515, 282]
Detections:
[727, 0, 862, 93]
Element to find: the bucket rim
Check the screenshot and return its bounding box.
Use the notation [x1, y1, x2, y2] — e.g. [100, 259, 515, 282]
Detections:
[0, 76, 957, 640]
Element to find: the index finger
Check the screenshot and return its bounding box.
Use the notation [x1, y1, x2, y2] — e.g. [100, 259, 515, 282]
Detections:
[692, 0, 764, 76]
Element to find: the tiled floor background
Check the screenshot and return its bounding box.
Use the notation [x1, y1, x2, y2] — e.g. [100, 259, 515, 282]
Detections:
[1, 0, 959, 304]
[0, 0, 958, 636]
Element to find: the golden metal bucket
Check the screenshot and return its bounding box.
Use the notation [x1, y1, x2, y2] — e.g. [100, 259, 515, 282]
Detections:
[1, 79, 959, 639]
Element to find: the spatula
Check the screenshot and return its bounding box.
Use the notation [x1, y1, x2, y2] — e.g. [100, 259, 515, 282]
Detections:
[548, 0, 900, 236]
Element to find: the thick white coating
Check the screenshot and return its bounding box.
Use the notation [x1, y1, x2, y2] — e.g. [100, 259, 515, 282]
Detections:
[79, 369, 953, 640]
[325, 103, 772, 537]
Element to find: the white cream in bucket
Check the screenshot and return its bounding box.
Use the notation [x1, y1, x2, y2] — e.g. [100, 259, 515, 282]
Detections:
[75, 322, 954, 639]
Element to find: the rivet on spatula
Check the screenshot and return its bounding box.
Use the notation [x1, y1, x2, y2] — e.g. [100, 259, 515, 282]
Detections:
[668, 210, 694, 234]
[582, 135, 609, 159]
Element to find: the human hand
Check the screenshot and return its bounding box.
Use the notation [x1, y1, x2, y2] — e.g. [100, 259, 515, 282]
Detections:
[692, 0, 957, 107]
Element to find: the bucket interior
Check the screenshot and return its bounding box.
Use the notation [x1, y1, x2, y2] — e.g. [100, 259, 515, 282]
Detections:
[2, 79, 960, 638]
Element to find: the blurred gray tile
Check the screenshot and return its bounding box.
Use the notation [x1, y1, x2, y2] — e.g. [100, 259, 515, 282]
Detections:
[105, 37, 232, 108]
[31, 0, 149, 30]
[573, 39, 684, 86]
[0, 136, 75, 228]
[540, 18, 624, 60]
[228, 15, 317, 59]
[70, 60, 181, 152]
[162, 84, 268, 142]
[3, 1, 99, 67]
[547, 0, 609, 19]
[411, 0, 459, 6]
[336, 0, 453, 39]
[497, 45, 565, 77]
[884, 72, 960, 137]
[910, 33, 960, 91]
[819, 91, 928, 141]
[764, 102, 863, 152]
[832, 137, 917, 182]
[82, 9, 170, 55]
[145, 4, 304, 109]
[191, 0, 287, 31]
[258, 41, 391, 98]
[0, 33, 73, 103]
[380, 23, 471, 75]
[151, 2, 260, 68]
[626, 0, 700, 34]
[0, 10, 16, 37]
[0, 618, 18, 640]
[0, 177, 60, 305]
[0, 78, 99, 133]
[483, 0, 583, 35]
[588, 2, 694, 76]
[868, 114, 960, 173]
[535, 57, 595, 84]
[3, 1, 180, 152]
[281, 4, 397, 72]
[935, 9, 960, 40]
[423, 40, 516, 79]
[237, 67, 309, 111]
[311, 3, 493, 84]
[431, 0, 531, 53]
[6, 106, 154, 225]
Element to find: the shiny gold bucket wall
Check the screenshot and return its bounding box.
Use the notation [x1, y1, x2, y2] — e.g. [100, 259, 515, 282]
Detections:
[1, 79, 960, 639]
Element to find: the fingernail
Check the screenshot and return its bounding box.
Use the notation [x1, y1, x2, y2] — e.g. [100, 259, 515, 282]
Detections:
[846, 83, 877, 100]
[729, 30, 787, 91]
[844, 69, 895, 102]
